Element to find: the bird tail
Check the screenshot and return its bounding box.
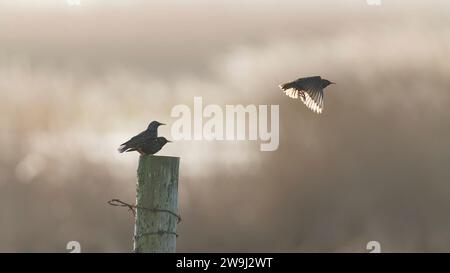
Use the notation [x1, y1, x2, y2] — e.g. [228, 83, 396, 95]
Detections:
[279, 81, 294, 90]
[117, 144, 128, 153]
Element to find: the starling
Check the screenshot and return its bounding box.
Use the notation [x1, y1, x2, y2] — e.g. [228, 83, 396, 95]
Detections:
[117, 121, 165, 153]
[279, 76, 335, 114]
[139, 137, 171, 155]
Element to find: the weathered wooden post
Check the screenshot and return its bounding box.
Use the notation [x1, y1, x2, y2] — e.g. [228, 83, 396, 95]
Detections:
[133, 155, 180, 253]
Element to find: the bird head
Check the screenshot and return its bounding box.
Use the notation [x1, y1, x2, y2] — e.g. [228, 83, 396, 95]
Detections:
[322, 79, 336, 88]
[147, 121, 166, 130]
[157, 137, 172, 145]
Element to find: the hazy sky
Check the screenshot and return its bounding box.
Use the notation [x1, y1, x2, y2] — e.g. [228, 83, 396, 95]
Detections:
[1, 0, 449, 252]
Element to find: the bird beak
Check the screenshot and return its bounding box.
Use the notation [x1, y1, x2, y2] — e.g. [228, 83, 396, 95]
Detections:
[167, 140, 172, 143]
[160, 123, 166, 126]
[331, 82, 336, 84]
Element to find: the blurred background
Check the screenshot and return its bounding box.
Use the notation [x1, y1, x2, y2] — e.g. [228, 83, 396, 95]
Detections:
[1, 0, 450, 252]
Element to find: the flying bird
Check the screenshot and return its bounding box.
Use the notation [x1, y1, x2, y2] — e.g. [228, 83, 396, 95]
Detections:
[117, 121, 165, 154]
[279, 76, 335, 114]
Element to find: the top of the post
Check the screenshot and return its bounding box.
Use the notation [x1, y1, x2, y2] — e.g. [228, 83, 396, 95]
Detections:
[139, 155, 180, 160]
[138, 155, 180, 167]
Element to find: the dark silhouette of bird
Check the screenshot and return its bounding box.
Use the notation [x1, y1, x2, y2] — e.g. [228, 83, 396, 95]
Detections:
[117, 121, 165, 154]
[139, 137, 171, 155]
[279, 76, 335, 114]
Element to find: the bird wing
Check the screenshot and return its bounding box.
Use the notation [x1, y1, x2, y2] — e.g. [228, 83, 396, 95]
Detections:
[119, 130, 153, 152]
[300, 87, 324, 114]
[279, 76, 324, 114]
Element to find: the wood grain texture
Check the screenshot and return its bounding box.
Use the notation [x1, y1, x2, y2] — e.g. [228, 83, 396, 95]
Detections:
[133, 155, 180, 253]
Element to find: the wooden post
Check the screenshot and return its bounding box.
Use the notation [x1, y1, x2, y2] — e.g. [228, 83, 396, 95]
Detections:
[133, 155, 180, 253]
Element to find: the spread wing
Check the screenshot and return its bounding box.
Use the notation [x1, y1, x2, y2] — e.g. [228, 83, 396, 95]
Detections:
[279, 76, 324, 114]
[300, 87, 324, 114]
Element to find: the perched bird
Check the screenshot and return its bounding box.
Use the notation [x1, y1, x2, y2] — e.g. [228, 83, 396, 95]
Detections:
[279, 76, 335, 114]
[146, 121, 165, 138]
[117, 121, 165, 154]
[139, 137, 171, 155]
